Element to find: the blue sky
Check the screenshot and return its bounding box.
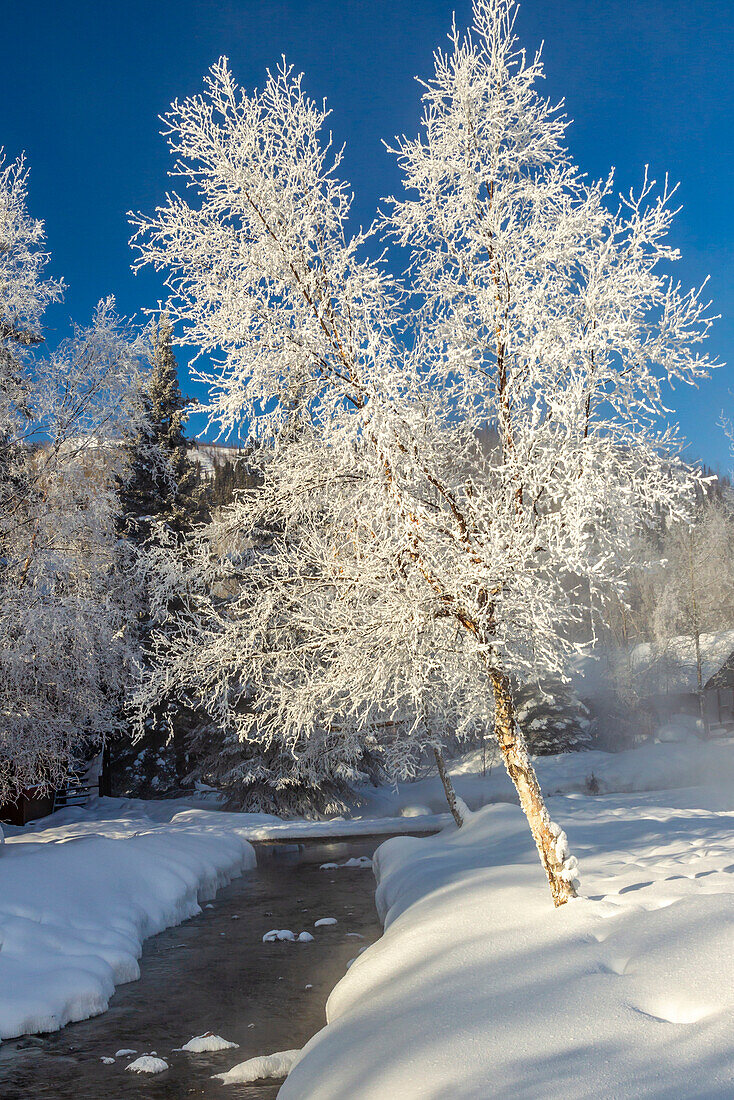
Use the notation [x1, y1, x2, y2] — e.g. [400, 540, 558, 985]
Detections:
[1, 0, 731, 467]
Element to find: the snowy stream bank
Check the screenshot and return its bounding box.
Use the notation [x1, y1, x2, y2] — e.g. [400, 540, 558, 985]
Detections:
[0, 805, 257, 1039]
[2, 738, 734, 1098]
[0, 838, 382, 1099]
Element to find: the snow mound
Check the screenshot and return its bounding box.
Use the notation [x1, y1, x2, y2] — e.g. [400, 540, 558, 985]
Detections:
[126, 1055, 169, 1074]
[180, 1032, 239, 1052]
[114, 1048, 136, 1057]
[100, 1056, 115, 1064]
[263, 928, 296, 942]
[314, 917, 337, 927]
[214, 1048, 301, 1084]
[298, 931, 315, 942]
[400, 805, 433, 818]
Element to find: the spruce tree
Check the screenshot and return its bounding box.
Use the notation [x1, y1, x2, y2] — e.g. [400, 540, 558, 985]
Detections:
[114, 315, 204, 797]
[515, 681, 593, 756]
[118, 313, 203, 541]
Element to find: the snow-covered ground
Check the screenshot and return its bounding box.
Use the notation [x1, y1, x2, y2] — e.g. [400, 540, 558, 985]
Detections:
[0, 803, 256, 1040]
[281, 739, 734, 1099]
[3, 735, 734, 1099]
[354, 732, 734, 820]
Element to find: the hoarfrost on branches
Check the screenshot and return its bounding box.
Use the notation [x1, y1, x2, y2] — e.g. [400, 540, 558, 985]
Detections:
[0, 153, 150, 800]
[130, 0, 718, 903]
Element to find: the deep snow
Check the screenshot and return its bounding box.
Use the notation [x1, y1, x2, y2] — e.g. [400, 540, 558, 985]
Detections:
[281, 740, 734, 1099]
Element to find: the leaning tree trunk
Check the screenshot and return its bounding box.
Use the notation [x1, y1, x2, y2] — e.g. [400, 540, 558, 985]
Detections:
[489, 669, 578, 907]
[433, 747, 464, 827]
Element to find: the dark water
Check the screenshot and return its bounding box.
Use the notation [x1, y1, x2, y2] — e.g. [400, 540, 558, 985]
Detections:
[0, 840, 382, 1100]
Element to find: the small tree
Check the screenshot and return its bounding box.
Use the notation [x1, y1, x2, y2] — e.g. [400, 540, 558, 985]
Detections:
[131, 1, 717, 905]
[515, 682, 593, 756]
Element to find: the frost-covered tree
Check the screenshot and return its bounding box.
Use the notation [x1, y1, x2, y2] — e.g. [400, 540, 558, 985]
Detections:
[128, 442, 391, 814]
[0, 152, 64, 546]
[595, 485, 734, 724]
[0, 296, 148, 803]
[130, 0, 718, 904]
[650, 499, 734, 730]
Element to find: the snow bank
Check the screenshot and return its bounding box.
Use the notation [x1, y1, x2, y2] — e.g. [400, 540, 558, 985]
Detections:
[354, 735, 734, 819]
[225, 812, 452, 841]
[282, 760, 734, 1098]
[0, 803, 256, 1039]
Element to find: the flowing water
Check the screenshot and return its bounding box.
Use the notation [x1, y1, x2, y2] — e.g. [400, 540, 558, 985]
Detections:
[0, 840, 383, 1100]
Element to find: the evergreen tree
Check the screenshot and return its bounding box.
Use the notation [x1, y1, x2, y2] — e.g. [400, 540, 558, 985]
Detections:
[113, 315, 204, 798]
[118, 313, 203, 542]
[204, 452, 258, 508]
[515, 681, 593, 756]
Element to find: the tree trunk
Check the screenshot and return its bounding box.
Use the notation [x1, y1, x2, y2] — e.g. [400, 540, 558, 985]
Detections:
[433, 747, 464, 827]
[489, 668, 578, 907]
[693, 628, 710, 739]
[687, 537, 710, 739]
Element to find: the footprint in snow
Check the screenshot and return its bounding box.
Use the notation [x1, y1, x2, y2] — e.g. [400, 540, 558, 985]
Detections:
[631, 997, 718, 1025]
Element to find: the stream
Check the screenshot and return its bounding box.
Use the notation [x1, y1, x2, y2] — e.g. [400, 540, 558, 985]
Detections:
[0, 839, 383, 1099]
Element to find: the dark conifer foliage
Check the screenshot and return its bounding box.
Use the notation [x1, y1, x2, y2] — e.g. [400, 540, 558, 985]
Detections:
[118, 313, 204, 542]
[204, 452, 259, 507]
[515, 681, 593, 756]
[113, 315, 205, 798]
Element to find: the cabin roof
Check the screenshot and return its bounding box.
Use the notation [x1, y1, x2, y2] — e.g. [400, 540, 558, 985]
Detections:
[704, 649, 734, 690]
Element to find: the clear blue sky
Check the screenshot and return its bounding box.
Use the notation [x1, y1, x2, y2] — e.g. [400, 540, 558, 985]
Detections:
[1, 0, 731, 467]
